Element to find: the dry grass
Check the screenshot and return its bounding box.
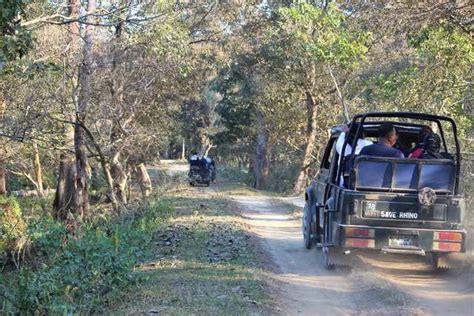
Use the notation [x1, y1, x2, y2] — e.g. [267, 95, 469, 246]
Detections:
[108, 179, 275, 315]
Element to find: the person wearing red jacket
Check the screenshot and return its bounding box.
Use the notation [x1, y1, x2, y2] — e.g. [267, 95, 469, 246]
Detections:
[409, 125, 433, 158]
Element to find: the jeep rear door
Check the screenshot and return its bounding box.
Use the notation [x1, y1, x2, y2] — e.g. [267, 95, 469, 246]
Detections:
[315, 136, 337, 205]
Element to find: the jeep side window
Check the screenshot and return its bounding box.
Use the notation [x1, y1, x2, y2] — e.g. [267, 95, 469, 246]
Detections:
[321, 137, 337, 170]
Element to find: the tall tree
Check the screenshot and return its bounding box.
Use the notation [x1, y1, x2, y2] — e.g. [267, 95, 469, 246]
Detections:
[53, 0, 82, 220]
[73, 0, 96, 218]
[264, 3, 370, 193]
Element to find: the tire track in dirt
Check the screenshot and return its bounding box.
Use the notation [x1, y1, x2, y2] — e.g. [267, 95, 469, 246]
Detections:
[274, 195, 474, 316]
[231, 194, 424, 316]
[150, 162, 472, 315]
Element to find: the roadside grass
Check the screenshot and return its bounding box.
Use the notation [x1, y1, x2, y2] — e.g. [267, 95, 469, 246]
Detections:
[215, 172, 282, 198]
[1, 162, 201, 314]
[218, 165, 252, 186]
[216, 181, 261, 197]
[1, 193, 174, 314]
[110, 184, 275, 315]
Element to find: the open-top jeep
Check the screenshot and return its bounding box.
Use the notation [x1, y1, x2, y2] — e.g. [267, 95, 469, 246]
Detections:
[303, 112, 466, 269]
[189, 164, 212, 187]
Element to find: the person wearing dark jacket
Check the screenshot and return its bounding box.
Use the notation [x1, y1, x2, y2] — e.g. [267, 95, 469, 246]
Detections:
[359, 122, 404, 158]
[420, 133, 444, 159]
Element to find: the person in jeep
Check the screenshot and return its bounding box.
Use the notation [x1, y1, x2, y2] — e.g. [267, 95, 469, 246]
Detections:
[336, 122, 372, 186]
[336, 122, 373, 156]
[359, 122, 404, 158]
[420, 133, 444, 159]
[408, 125, 433, 158]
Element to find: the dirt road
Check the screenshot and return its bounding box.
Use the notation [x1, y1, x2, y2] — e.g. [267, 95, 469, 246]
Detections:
[230, 193, 473, 316]
[156, 161, 473, 315]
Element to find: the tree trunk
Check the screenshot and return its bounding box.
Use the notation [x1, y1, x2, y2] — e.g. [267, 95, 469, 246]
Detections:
[111, 153, 127, 204]
[254, 109, 268, 190]
[53, 157, 76, 220]
[198, 129, 212, 157]
[0, 93, 7, 195]
[32, 142, 44, 197]
[181, 138, 186, 160]
[204, 144, 215, 156]
[53, 0, 81, 222]
[53, 125, 76, 220]
[327, 64, 349, 122]
[73, 123, 89, 219]
[263, 142, 272, 181]
[72, 0, 95, 219]
[102, 161, 119, 209]
[0, 144, 5, 196]
[0, 163, 5, 196]
[135, 163, 152, 197]
[294, 91, 319, 194]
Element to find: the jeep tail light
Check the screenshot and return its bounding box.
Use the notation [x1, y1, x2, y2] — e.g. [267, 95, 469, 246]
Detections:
[345, 228, 374, 238]
[433, 232, 462, 242]
[345, 238, 375, 248]
[432, 242, 461, 252]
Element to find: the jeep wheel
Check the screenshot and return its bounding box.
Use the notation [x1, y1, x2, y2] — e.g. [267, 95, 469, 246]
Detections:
[302, 202, 313, 249]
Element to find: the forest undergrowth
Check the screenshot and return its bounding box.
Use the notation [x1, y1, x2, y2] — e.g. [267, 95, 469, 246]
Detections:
[110, 169, 274, 315]
[1, 167, 274, 315]
[1, 172, 175, 314]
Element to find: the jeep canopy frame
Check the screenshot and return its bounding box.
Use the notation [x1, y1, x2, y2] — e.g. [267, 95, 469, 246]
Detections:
[337, 112, 461, 194]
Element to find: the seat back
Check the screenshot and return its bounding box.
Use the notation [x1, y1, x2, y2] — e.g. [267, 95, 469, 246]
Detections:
[353, 156, 454, 193]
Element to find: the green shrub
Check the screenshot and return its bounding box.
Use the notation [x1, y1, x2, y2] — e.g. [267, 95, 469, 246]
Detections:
[0, 196, 174, 314]
[13, 226, 140, 314]
[5, 173, 31, 191]
[145, 199, 173, 219]
[219, 165, 252, 184]
[0, 196, 27, 261]
[264, 161, 300, 193]
[89, 167, 107, 192]
[17, 195, 54, 218]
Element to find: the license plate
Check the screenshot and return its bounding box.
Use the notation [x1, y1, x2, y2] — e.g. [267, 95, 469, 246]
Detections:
[389, 236, 415, 247]
[363, 201, 422, 220]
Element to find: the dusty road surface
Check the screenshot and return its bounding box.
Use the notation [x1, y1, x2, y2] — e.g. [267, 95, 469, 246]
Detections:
[154, 161, 473, 315]
[229, 192, 473, 316]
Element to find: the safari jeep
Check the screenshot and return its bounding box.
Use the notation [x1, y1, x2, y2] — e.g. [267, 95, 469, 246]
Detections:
[302, 112, 466, 269]
[189, 165, 212, 187]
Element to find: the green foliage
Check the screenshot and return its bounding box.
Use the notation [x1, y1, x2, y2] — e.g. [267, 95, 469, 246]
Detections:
[358, 25, 472, 151]
[213, 3, 371, 187]
[5, 173, 31, 191]
[218, 165, 253, 185]
[277, 3, 370, 68]
[265, 161, 302, 193]
[0, 0, 33, 67]
[0, 196, 174, 314]
[0, 196, 27, 261]
[16, 194, 53, 218]
[89, 168, 107, 193]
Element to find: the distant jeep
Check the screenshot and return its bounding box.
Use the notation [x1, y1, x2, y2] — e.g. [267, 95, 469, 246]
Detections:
[189, 158, 212, 187]
[303, 112, 466, 269]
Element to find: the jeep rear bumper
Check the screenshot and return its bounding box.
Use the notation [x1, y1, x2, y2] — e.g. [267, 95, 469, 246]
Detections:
[338, 224, 466, 254]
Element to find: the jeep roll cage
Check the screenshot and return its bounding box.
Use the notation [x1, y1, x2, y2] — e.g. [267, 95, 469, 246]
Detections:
[337, 112, 461, 195]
